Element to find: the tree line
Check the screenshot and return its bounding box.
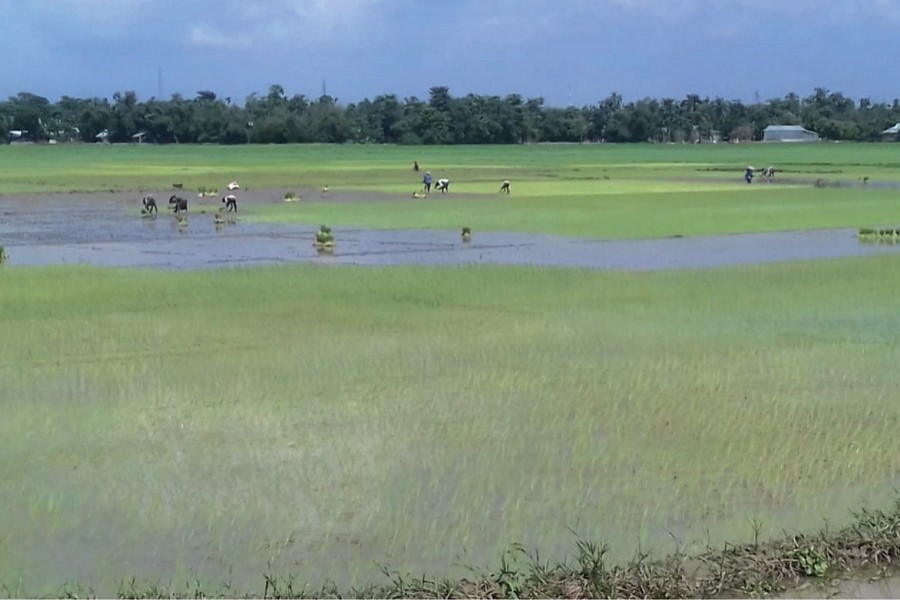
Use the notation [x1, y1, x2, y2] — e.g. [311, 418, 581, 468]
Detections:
[3, 85, 900, 145]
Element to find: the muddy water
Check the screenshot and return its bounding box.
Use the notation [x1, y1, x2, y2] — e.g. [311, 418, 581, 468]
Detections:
[4, 194, 900, 271]
[7, 193, 900, 596]
[782, 574, 900, 599]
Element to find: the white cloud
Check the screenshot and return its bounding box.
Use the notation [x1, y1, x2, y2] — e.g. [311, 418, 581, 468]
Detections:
[26, 0, 153, 36]
[180, 0, 388, 51]
[607, 0, 701, 21]
[282, 0, 378, 34]
[189, 24, 250, 48]
[595, 0, 900, 41]
[229, 0, 384, 46]
[850, 0, 900, 23]
[447, 0, 597, 50]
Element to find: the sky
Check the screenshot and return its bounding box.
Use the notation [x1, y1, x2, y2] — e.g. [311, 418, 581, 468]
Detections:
[2, 0, 900, 107]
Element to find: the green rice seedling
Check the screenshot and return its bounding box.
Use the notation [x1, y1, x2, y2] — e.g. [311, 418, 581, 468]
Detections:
[461, 227, 472, 242]
[314, 225, 335, 253]
[197, 185, 207, 197]
[0, 246, 7, 263]
[5, 143, 900, 240]
[315, 225, 334, 245]
[284, 191, 298, 202]
[8, 141, 900, 593]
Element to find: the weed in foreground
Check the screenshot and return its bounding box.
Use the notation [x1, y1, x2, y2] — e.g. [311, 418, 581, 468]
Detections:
[45, 498, 900, 599]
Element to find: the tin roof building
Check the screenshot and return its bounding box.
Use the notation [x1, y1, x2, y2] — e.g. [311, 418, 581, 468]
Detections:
[762, 125, 820, 142]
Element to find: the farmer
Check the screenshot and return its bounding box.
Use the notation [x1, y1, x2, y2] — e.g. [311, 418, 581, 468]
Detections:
[437, 177, 450, 193]
[413, 160, 420, 172]
[169, 195, 188, 213]
[142, 196, 157, 214]
[499, 179, 511, 194]
[423, 171, 433, 194]
[222, 194, 238, 212]
[744, 166, 754, 184]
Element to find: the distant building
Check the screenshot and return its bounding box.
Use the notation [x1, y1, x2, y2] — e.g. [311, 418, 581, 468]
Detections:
[762, 125, 820, 142]
[881, 123, 900, 140]
[132, 131, 147, 144]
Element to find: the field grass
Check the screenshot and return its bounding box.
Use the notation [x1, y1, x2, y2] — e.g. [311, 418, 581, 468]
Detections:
[3, 259, 900, 595]
[1, 142, 899, 195]
[247, 186, 900, 239]
[4, 143, 900, 240]
[4, 141, 900, 596]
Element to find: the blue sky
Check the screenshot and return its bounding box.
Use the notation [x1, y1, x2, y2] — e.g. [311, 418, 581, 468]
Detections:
[2, 0, 899, 107]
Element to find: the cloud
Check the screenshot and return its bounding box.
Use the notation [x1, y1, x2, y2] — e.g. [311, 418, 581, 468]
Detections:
[189, 24, 250, 48]
[23, 0, 154, 37]
[227, 0, 385, 47]
[607, 0, 900, 23]
[180, 0, 389, 52]
[606, 0, 702, 22]
[281, 0, 379, 34]
[446, 0, 600, 50]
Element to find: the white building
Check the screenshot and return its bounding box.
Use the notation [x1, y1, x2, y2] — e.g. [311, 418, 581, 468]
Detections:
[881, 123, 900, 140]
[762, 125, 820, 142]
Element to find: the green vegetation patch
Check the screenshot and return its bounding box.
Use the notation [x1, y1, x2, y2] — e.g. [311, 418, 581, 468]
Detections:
[248, 186, 900, 239]
[3, 257, 900, 594]
[1, 142, 899, 195]
[3, 143, 898, 240]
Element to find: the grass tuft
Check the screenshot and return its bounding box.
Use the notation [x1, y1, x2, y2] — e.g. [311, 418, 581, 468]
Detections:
[24, 500, 900, 598]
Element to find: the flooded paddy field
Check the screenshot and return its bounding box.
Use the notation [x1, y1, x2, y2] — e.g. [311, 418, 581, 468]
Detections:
[4, 191, 900, 271]
[5, 187, 900, 598]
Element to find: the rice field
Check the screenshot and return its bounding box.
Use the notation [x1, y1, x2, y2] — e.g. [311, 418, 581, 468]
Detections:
[3, 142, 900, 596]
[4, 143, 900, 241]
[248, 185, 900, 240]
[3, 259, 900, 596]
[2, 141, 900, 195]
